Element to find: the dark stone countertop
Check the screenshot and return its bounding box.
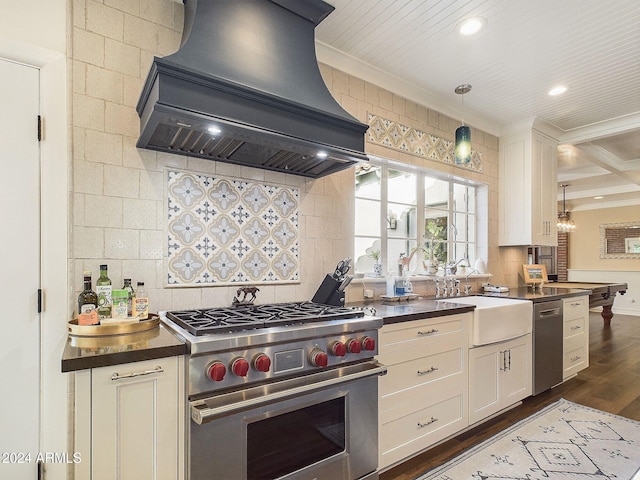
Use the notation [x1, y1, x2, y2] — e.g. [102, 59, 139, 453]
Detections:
[482, 287, 591, 302]
[61, 324, 187, 373]
[349, 287, 591, 324]
[349, 298, 475, 325]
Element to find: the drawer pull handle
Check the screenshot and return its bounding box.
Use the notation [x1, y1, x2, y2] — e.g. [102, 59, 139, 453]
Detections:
[571, 326, 581, 331]
[417, 417, 438, 428]
[417, 329, 439, 336]
[111, 366, 164, 381]
[570, 302, 582, 307]
[570, 356, 582, 362]
[417, 366, 439, 376]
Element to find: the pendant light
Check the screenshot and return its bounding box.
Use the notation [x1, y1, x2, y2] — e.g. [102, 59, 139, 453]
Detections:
[454, 84, 472, 165]
[557, 184, 576, 232]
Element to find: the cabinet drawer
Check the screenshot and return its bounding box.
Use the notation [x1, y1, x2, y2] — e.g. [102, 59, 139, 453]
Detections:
[379, 345, 464, 405]
[563, 343, 588, 378]
[379, 392, 465, 469]
[380, 314, 467, 354]
[563, 316, 586, 340]
[563, 296, 588, 320]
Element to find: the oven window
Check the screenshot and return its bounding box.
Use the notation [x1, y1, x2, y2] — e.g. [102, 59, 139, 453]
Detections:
[246, 396, 346, 479]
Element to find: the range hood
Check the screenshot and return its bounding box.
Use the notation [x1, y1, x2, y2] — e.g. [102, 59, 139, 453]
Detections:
[136, 0, 369, 178]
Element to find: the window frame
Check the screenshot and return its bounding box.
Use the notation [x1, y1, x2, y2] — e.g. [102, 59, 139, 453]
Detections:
[354, 158, 485, 275]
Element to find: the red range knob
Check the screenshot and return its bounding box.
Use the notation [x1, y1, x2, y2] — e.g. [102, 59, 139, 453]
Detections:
[231, 358, 250, 377]
[329, 341, 347, 357]
[206, 361, 226, 382]
[346, 338, 362, 354]
[309, 349, 329, 367]
[253, 353, 272, 373]
[362, 336, 376, 351]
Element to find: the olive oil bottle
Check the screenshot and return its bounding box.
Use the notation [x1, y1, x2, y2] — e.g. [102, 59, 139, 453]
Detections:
[78, 271, 98, 314]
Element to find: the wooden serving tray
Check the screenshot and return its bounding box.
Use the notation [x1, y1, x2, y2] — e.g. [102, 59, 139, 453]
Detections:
[68, 314, 159, 337]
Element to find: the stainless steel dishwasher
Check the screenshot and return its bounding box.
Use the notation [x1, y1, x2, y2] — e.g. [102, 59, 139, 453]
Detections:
[532, 300, 564, 395]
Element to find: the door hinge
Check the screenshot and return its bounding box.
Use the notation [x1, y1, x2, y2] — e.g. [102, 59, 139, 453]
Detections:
[37, 115, 43, 141]
[37, 288, 43, 313]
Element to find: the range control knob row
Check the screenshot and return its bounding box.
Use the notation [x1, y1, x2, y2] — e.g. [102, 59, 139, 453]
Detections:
[206, 353, 272, 381]
[309, 348, 329, 368]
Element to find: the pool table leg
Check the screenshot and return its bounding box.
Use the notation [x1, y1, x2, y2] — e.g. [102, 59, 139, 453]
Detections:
[601, 304, 613, 327]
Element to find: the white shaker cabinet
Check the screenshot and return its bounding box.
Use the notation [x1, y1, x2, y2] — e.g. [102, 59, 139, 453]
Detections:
[499, 129, 558, 246]
[74, 356, 185, 480]
[377, 313, 471, 469]
[563, 295, 590, 379]
[468, 333, 532, 425]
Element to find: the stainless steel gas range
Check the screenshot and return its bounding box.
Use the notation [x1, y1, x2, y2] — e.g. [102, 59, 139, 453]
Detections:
[161, 301, 386, 480]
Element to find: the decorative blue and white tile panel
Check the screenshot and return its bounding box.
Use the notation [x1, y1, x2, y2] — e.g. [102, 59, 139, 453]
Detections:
[167, 169, 300, 286]
[367, 114, 483, 172]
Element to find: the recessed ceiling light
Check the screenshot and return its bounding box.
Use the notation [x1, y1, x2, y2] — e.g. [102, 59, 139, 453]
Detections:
[548, 85, 568, 96]
[593, 196, 604, 200]
[208, 126, 221, 134]
[457, 17, 487, 36]
[317, 151, 328, 159]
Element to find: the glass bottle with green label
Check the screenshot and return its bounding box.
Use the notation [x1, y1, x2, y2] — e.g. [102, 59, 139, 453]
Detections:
[96, 264, 112, 318]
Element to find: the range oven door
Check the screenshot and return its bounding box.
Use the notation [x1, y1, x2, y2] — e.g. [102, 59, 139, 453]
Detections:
[188, 361, 386, 480]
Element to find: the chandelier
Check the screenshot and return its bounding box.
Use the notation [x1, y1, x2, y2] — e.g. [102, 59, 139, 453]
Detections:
[557, 184, 576, 232]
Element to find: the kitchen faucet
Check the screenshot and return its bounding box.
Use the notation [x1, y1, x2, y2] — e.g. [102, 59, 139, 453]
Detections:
[463, 269, 479, 295]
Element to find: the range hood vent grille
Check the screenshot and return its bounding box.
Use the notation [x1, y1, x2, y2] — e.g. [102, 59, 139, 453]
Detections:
[136, 0, 369, 178]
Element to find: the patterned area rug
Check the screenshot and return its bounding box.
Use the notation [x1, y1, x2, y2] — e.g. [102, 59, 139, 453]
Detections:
[418, 399, 640, 480]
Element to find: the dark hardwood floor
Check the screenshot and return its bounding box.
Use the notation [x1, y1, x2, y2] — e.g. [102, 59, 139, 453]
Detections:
[380, 311, 640, 480]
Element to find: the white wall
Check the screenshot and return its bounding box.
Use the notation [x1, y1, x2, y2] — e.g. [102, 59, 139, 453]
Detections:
[1, 1, 69, 479]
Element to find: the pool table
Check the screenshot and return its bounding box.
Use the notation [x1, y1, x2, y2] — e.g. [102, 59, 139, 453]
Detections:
[550, 281, 628, 326]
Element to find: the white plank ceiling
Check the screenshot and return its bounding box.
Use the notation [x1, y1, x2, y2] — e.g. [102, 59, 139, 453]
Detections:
[315, 0, 640, 210]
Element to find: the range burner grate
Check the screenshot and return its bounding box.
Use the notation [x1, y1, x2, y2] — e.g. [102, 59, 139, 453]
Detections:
[166, 302, 364, 336]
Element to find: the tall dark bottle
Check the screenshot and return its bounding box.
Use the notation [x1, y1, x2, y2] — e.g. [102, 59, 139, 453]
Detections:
[78, 271, 98, 314]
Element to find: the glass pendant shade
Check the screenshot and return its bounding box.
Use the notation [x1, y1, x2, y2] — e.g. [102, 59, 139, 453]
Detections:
[455, 125, 471, 165]
[557, 184, 576, 232]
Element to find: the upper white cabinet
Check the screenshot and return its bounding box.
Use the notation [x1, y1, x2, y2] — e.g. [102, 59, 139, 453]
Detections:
[499, 128, 558, 246]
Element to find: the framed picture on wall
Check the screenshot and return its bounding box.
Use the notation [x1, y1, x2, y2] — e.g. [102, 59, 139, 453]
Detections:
[522, 264, 548, 285]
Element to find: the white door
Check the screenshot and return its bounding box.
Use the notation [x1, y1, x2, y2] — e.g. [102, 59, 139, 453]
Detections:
[0, 58, 41, 479]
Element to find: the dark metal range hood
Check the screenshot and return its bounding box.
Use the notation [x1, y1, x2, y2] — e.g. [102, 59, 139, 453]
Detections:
[136, 0, 369, 178]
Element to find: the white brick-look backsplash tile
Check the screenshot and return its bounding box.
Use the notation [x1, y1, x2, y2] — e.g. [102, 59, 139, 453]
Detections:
[105, 39, 140, 77]
[73, 93, 105, 131]
[84, 130, 122, 164]
[105, 228, 139, 259]
[86, 1, 124, 41]
[84, 194, 123, 228]
[123, 199, 157, 230]
[103, 165, 139, 198]
[86, 65, 124, 103]
[73, 27, 105, 67]
[73, 159, 103, 195]
[124, 14, 158, 51]
[105, 0, 140, 17]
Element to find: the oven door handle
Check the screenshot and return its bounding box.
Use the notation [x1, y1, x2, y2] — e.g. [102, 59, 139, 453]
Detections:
[190, 361, 387, 425]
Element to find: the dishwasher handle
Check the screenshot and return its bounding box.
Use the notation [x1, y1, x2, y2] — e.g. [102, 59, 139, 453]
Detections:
[538, 307, 561, 317]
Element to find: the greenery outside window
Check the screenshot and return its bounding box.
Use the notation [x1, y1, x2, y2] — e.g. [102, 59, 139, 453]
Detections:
[354, 160, 483, 275]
